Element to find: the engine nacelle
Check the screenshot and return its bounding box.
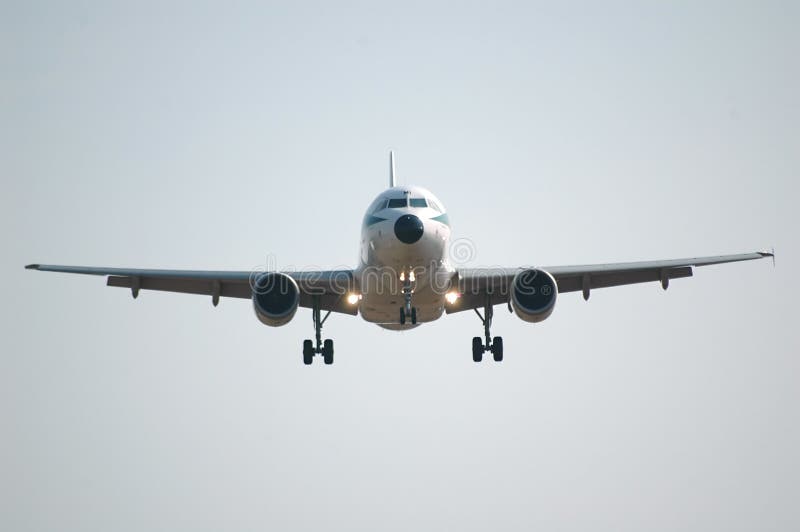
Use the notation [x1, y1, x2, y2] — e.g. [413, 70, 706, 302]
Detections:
[252, 272, 300, 327]
[511, 268, 558, 323]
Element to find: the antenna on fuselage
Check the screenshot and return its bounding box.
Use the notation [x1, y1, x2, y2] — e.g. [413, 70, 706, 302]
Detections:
[389, 150, 396, 187]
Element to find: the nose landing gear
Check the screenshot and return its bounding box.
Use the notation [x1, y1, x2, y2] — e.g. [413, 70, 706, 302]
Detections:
[303, 295, 334, 365]
[399, 306, 417, 325]
[472, 295, 503, 362]
[399, 270, 418, 325]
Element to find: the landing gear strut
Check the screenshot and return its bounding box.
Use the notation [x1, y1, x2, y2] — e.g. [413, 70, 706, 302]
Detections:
[472, 294, 503, 362]
[303, 295, 334, 365]
[399, 271, 417, 325]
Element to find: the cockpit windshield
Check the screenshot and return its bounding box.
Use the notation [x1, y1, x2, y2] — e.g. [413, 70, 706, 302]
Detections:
[379, 196, 442, 210]
[387, 198, 407, 208]
[372, 199, 388, 213]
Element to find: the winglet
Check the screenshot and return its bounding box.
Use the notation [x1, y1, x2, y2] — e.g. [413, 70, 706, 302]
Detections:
[758, 248, 775, 267]
[25, 264, 40, 270]
[389, 150, 396, 188]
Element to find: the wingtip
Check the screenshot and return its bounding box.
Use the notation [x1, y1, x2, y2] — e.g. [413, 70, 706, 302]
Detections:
[25, 264, 40, 270]
[758, 248, 776, 267]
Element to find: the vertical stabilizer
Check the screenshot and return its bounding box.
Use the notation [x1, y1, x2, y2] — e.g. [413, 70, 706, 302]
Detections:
[389, 150, 396, 187]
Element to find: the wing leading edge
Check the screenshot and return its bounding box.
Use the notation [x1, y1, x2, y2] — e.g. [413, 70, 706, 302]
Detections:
[24, 264, 358, 315]
[448, 251, 773, 313]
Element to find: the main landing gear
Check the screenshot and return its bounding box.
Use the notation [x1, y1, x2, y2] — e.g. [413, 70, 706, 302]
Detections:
[303, 295, 334, 365]
[472, 295, 503, 362]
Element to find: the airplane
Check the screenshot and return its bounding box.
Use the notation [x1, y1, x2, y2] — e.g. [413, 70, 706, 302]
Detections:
[26, 152, 773, 365]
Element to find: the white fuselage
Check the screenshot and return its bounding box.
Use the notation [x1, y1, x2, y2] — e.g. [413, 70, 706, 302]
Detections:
[356, 185, 453, 330]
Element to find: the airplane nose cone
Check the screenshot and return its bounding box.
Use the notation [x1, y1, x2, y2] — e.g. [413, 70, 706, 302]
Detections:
[394, 214, 424, 244]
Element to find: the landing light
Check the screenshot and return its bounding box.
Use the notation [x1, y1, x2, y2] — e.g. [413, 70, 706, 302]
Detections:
[347, 293, 362, 305]
[445, 291, 460, 305]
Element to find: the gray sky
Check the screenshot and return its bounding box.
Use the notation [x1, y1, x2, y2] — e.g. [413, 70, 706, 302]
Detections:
[2, 1, 798, 531]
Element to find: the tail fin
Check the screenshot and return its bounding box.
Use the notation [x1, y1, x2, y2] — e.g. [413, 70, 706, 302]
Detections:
[389, 150, 396, 187]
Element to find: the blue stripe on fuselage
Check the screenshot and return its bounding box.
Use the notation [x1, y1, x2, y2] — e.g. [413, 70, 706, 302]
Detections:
[364, 215, 388, 226]
[431, 213, 450, 226]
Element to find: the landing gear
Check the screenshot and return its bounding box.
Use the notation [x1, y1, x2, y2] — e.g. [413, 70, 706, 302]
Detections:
[399, 270, 418, 325]
[491, 336, 503, 362]
[399, 306, 418, 325]
[472, 336, 483, 362]
[472, 294, 503, 362]
[302, 295, 334, 365]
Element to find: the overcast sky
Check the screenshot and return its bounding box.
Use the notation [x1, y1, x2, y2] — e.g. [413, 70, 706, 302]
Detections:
[2, 1, 798, 531]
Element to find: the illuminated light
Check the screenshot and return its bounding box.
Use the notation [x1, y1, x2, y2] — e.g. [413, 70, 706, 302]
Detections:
[346, 293, 361, 305]
[445, 291, 460, 304]
[409, 271, 416, 282]
[399, 272, 405, 281]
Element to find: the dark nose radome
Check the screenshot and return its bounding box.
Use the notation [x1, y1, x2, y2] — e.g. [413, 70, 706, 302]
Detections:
[394, 214, 424, 244]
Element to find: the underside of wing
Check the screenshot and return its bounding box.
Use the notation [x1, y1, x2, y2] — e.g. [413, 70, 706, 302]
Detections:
[449, 251, 773, 313]
[545, 252, 772, 298]
[25, 264, 358, 315]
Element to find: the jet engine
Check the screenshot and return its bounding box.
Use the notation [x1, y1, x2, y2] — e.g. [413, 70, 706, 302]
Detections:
[510, 268, 558, 323]
[252, 272, 300, 327]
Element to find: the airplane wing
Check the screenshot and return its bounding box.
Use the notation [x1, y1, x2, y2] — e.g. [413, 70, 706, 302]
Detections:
[448, 251, 773, 313]
[24, 264, 358, 315]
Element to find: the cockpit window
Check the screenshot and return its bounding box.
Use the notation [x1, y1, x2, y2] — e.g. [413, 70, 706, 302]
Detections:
[409, 198, 427, 208]
[372, 199, 388, 213]
[428, 198, 443, 212]
[387, 198, 407, 208]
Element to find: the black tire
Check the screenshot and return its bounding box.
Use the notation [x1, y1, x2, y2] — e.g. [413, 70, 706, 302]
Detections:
[303, 339, 313, 365]
[492, 336, 504, 362]
[399, 307, 406, 325]
[472, 336, 483, 362]
[323, 339, 334, 365]
[411, 307, 417, 325]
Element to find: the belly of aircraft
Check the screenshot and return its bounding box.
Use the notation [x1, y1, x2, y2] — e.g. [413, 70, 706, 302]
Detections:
[359, 291, 445, 329]
[358, 219, 452, 329]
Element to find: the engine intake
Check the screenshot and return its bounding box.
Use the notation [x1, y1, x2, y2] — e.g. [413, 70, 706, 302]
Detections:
[511, 268, 557, 323]
[252, 272, 300, 327]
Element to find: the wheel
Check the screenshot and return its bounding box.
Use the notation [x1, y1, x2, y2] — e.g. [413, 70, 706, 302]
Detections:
[472, 336, 483, 362]
[492, 336, 503, 362]
[323, 339, 334, 365]
[411, 307, 417, 325]
[303, 339, 313, 365]
[399, 307, 406, 325]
